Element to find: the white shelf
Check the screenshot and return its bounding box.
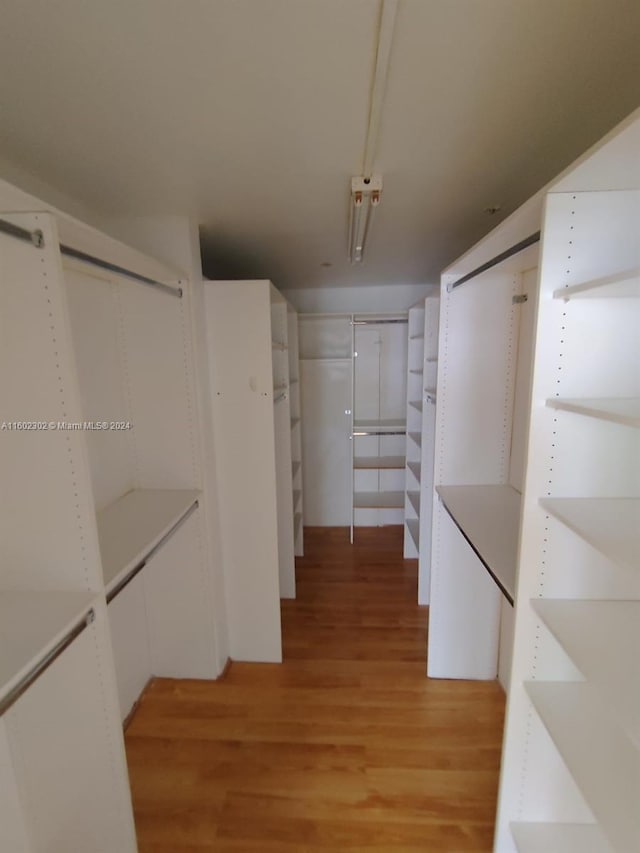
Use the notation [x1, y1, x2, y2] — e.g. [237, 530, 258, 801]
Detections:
[406, 460, 421, 481]
[293, 489, 302, 509]
[436, 484, 520, 602]
[408, 431, 422, 447]
[539, 498, 640, 572]
[409, 334, 424, 340]
[511, 822, 613, 853]
[409, 400, 423, 412]
[294, 512, 302, 538]
[290, 417, 301, 428]
[0, 590, 97, 706]
[271, 341, 288, 351]
[526, 681, 640, 853]
[546, 397, 640, 428]
[531, 599, 640, 745]
[273, 383, 288, 393]
[292, 461, 301, 478]
[407, 490, 420, 516]
[553, 267, 640, 300]
[97, 488, 201, 594]
[354, 491, 404, 509]
[406, 518, 420, 551]
[425, 356, 438, 363]
[353, 455, 405, 469]
[353, 418, 406, 434]
[409, 368, 423, 375]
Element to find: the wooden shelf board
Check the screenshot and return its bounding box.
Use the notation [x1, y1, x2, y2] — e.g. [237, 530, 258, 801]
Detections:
[353, 456, 405, 469]
[553, 267, 640, 300]
[406, 518, 420, 551]
[511, 822, 612, 853]
[354, 491, 404, 509]
[407, 490, 420, 516]
[539, 498, 640, 572]
[0, 590, 97, 705]
[436, 484, 520, 603]
[97, 488, 201, 594]
[531, 599, 640, 746]
[526, 681, 640, 853]
[408, 431, 422, 447]
[546, 397, 640, 428]
[406, 461, 421, 481]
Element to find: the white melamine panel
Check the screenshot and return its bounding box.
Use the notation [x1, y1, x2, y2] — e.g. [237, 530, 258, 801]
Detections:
[353, 491, 404, 509]
[553, 267, 640, 299]
[526, 681, 640, 853]
[5, 611, 136, 852]
[288, 308, 304, 557]
[539, 497, 639, 573]
[436, 485, 520, 602]
[0, 721, 29, 852]
[205, 281, 282, 663]
[427, 504, 501, 679]
[0, 215, 101, 592]
[532, 599, 640, 747]
[144, 509, 217, 678]
[498, 597, 515, 692]
[298, 314, 352, 359]
[107, 572, 151, 721]
[511, 822, 612, 853]
[0, 591, 94, 704]
[509, 268, 537, 492]
[63, 261, 135, 510]
[300, 358, 351, 525]
[96, 488, 200, 591]
[118, 275, 199, 489]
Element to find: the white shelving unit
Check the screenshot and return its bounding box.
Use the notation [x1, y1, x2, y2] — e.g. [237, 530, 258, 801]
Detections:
[204, 280, 301, 662]
[493, 109, 640, 851]
[403, 295, 439, 602]
[288, 304, 304, 557]
[350, 314, 408, 541]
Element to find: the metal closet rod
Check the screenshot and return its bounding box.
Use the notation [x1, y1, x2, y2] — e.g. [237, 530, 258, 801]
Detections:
[351, 318, 408, 325]
[0, 608, 95, 717]
[106, 499, 199, 605]
[0, 217, 182, 298]
[447, 231, 541, 292]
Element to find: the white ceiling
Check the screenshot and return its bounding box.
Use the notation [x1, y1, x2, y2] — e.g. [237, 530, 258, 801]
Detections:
[0, 0, 639, 288]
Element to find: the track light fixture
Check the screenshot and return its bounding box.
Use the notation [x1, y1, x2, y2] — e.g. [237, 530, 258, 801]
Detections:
[348, 176, 382, 264]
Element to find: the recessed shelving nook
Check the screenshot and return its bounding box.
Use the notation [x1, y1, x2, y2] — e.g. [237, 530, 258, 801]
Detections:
[491, 109, 640, 851]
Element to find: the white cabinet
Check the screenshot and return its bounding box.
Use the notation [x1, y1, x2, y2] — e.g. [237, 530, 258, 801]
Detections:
[494, 110, 640, 852]
[204, 280, 302, 663]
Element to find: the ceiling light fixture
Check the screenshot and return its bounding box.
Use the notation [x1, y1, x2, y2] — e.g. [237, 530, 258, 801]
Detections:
[348, 175, 382, 263]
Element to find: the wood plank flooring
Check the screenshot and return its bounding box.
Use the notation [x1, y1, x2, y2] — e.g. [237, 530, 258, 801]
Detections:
[125, 526, 505, 851]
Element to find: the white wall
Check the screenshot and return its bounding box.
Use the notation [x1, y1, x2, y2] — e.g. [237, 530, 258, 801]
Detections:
[283, 283, 437, 314]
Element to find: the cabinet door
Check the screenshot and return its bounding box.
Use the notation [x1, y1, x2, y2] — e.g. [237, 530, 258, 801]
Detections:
[300, 359, 351, 525]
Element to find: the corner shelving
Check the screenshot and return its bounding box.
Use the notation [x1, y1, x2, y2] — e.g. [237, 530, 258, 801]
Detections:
[287, 304, 304, 557]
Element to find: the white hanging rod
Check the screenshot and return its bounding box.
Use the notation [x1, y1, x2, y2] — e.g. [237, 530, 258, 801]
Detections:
[106, 500, 199, 604]
[0, 216, 44, 248]
[447, 232, 541, 292]
[0, 608, 95, 717]
[61, 245, 183, 298]
[351, 318, 408, 325]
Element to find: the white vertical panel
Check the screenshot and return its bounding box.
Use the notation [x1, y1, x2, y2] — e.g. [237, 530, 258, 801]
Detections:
[418, 297, 439, 604]
[205, 281, 282, 663]
[144, 510, 218, 677]
[300, 359, 351, 525]
[0, 721, 29, 852]
[5, 613, 136, 852]
[498, 597, 515, 691]
[108, 572, 152, 721]
[63, 261, 135, 511]
[428, 504, 501, 678]
[0, 214, 102, 592]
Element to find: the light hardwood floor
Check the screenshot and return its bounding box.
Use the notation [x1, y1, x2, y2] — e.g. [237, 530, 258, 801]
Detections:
[125, 526, 505, 851]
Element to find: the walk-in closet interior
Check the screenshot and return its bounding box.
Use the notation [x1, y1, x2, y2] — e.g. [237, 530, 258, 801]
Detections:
[0, 1, 638, 850]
